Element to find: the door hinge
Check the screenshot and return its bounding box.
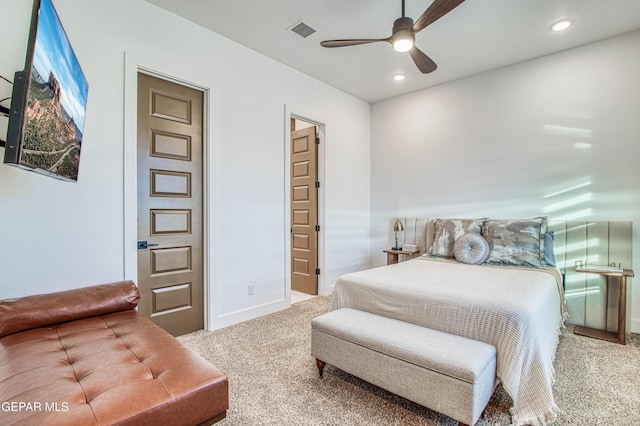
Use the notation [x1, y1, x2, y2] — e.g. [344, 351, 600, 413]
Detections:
[315, 181, 320, 188]
[315, 268, 320, 275]
[315, 137, 320, 145]
[315, 225, 320, 232]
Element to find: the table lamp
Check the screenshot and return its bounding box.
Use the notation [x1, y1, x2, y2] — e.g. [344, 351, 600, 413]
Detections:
[393, 219, 404, 250]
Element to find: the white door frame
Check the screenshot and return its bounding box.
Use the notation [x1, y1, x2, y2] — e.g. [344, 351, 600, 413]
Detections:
[123, 52, 218, 330]
[284, 105, 327, 300]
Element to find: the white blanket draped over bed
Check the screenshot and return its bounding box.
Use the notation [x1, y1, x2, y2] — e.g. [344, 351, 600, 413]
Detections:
[329, 257, 566, 426]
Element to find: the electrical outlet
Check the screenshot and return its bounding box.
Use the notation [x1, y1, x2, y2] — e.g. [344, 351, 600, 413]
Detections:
[248, 284, 255, 296]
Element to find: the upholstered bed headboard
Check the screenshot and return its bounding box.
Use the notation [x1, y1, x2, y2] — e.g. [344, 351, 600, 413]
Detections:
[396, 217, 431, 254]
[393, 218, 633, 332]
[549, 220, 633, 333]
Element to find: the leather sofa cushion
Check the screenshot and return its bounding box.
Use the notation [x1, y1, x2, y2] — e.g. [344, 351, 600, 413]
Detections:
[0, 281, 140, 338]
[0, 309, 228, 425]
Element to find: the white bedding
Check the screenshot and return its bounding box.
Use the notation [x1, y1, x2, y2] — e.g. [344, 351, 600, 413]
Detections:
[329, 256, 566, 426]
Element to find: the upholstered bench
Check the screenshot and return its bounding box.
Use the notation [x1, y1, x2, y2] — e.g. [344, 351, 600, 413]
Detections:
[311, 308, 496, 426]
[0, 281, 228, 426]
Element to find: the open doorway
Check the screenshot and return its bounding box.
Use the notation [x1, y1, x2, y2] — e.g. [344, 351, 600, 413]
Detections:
[290, 117, 321, 301]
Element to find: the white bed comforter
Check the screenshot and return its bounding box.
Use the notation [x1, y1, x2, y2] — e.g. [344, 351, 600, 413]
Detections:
[329, 257, 566, 426]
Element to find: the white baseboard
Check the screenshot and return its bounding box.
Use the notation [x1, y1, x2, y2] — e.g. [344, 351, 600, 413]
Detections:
[321, 284, 335, 297]
[631, 318, 640, 334]
[209, 299, 288, 331]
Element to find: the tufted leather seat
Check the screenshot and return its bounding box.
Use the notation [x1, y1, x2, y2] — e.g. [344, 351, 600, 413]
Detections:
[0, 281, 228, 426]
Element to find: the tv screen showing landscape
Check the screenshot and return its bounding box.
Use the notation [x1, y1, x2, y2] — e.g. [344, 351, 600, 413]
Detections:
[6, 0, 88, 182]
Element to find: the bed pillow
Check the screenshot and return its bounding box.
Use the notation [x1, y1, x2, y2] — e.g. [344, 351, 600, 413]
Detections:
[428, 218, 483, 258]
[453, 233, 490, 264]
[544, 231, 557, 267]
[482, 217, 548, 267]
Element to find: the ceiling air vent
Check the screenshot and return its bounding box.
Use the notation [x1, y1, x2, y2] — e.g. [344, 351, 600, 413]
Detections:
[288, 20, 317, 39]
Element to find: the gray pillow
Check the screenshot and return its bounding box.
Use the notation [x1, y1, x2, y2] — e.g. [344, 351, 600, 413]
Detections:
[482, 217, 548, 268]
[453, 233, 490, 265]
[429, 218, 483, 258]
[544, 231, 556, 267]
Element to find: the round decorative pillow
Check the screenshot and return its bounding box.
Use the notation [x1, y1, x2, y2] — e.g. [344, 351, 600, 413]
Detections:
[453, 233, 490, 265]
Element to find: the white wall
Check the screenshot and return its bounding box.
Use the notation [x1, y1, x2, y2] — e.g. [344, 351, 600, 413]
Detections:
[370, 31, 640, 332]
[0, 0, 370, 329]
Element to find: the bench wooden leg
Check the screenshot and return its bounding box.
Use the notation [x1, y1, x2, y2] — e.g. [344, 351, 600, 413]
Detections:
[315, 358, 326, 377]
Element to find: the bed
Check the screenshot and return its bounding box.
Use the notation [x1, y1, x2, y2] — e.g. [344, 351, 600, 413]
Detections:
[329, 217, 568, 426]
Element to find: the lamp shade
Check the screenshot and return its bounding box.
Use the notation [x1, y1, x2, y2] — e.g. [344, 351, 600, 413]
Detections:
[393, 219, 404, 232]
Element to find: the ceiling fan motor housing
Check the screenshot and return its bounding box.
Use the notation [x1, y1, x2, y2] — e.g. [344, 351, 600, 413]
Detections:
[393, 16, 414, 33]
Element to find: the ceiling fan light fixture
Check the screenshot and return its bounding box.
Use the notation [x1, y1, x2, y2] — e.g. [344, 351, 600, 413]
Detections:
[392, 34, 414, 52]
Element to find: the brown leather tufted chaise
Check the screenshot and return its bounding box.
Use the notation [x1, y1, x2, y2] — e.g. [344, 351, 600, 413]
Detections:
[0, 281, 228, 425]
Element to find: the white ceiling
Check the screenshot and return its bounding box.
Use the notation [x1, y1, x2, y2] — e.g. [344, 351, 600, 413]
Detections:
[145, 0, 640, 104]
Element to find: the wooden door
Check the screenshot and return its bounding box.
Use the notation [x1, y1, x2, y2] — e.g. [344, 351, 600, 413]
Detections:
[137, 73, 204, 336]
[290, 126, 318, 295]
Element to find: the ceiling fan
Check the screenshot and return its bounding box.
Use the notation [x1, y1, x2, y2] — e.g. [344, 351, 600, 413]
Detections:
[320, 0, 465, 74]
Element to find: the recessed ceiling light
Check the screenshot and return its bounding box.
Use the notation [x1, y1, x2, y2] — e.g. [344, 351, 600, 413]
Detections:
[392, 74, 406, 81]
[550, 19, 573, 32]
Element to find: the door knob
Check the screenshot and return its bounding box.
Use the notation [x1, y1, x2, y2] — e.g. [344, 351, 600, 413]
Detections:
[137, 241, 159, 249]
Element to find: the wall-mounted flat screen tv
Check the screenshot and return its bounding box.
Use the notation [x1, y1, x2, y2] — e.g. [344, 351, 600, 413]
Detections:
[4, 0, 89, 182]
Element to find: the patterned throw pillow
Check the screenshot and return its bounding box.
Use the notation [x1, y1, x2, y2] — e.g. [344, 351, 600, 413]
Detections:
[482, 217, 548, 267]
[453, 233, 490, 264]
[428, 219, 483, 258]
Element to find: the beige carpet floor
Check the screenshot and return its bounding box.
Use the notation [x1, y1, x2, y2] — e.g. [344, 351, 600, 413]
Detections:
[178, 297, 640, 425]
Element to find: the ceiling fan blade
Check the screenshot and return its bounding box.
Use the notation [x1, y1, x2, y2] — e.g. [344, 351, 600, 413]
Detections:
[321, 38, 389, 48]
[413, 0, 465, 33]
[409, 46, 437, 73]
